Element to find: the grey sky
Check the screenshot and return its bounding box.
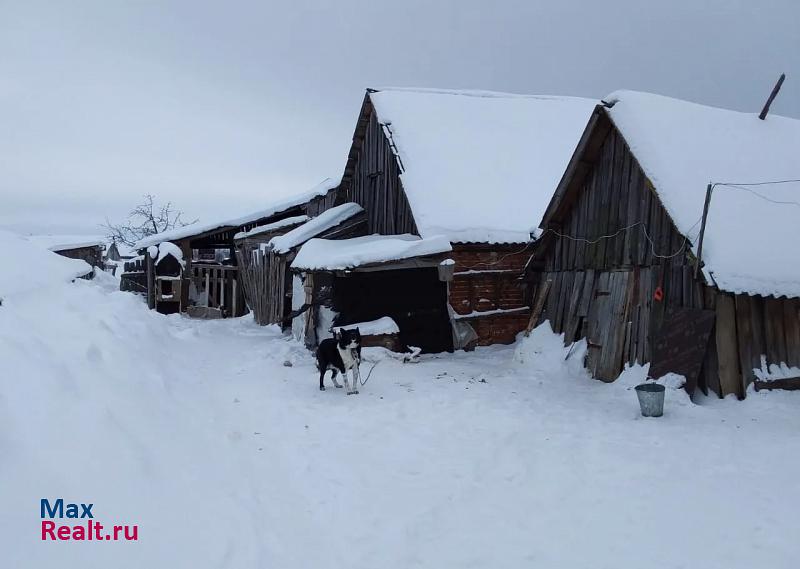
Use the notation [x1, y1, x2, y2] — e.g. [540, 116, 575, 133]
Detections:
[1, 0, 798, 235]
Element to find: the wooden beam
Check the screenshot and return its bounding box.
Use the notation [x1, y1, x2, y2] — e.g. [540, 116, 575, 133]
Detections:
[694, 183, 714, 277]
[754, 376, 800, 391]
[759, 73, 786, 120]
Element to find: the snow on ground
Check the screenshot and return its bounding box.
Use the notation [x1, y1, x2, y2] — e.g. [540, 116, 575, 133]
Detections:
[0, 229, 92, 299]
[3, 277, 800, 568]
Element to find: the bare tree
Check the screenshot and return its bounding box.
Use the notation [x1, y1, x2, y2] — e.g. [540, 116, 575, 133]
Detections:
[103, 194, 197, 247]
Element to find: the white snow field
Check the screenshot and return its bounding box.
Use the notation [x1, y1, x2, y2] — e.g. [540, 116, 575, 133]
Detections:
[3, 271, 800, 568]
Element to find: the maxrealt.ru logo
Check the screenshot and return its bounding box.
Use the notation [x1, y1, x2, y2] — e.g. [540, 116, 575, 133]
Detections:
[40, 499, 139, 541]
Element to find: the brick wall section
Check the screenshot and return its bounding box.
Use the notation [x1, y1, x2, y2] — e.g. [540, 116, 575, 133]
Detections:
[448, 244, 533, 346]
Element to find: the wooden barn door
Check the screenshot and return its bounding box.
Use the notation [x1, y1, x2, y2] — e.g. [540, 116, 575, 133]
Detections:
[586, 271, 632, 381]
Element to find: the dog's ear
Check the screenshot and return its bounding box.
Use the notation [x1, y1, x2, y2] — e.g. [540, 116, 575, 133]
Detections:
[332, 329, 339, 340]
[355, 327, 361, 337]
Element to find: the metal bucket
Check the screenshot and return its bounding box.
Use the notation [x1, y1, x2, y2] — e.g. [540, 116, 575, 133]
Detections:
[635, 383, 665, 417]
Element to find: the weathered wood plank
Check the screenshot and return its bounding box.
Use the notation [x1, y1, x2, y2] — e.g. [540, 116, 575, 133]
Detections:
[734, 295, 759, 389]
[716, 293, 742, 398]
[764, 296, 788, 367]
[783, 298, 800, 367]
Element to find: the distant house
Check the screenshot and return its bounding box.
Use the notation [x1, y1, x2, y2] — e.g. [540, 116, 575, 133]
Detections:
[105, 240, 134, 262]
[528, 90, 800, 398]
[26, 235, 106, 271]
[298, 88, 596, 351]
[133, 178, 341, 318]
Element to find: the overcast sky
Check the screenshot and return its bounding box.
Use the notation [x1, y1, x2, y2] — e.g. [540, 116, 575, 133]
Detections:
[1, 0, 798, 236]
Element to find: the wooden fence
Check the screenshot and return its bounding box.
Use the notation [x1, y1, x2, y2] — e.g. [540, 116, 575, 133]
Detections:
[235, 247, 288, 326]
[189, 265, 246, 318]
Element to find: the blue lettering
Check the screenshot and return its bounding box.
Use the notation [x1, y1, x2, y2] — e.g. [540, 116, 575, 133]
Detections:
[40, 498, 63, 519]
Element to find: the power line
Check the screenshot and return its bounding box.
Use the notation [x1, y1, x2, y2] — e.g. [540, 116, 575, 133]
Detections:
[714, 183, 800, 208]
[713, 178, 800, 187]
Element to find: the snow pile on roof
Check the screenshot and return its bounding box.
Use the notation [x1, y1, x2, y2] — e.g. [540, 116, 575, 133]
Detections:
[270, 203, 364, 254]
[292, 234, 452, 271]
[605, 90, 800, 298]
[367, 88, 596, 243]
[0, 230, 92, 300]
[147, 241, 185, 266]
[25, 234, 105, 252]
[335, 316, 400, 336]
[135, 177, 340, 249]
[233, 215, 310, 240]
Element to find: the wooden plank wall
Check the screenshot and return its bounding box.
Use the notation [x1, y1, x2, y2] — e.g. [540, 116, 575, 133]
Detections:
[344, 107, 418, 236]
[449, 244, 532, 346]
[536, 126, 704, 382]
[536, 122, 800, 396]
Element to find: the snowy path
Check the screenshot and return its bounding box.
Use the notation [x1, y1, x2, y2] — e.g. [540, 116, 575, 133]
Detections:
[4, 278, 800, 568]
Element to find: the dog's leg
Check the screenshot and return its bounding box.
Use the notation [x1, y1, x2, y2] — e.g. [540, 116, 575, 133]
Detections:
[352, 365, 360, 394]
[343, 370, 354, 395]
[319, 369, 326, 391]
[331, 369, 342, 388]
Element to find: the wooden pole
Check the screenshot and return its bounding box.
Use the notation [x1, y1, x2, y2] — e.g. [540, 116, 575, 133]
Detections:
[695, 183, 714, 278]
[759, 73, 786, 120]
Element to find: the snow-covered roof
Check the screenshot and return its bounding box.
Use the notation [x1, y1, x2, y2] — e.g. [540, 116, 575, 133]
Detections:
[270, 203, 364, 254]
[292, 234, 452, 271]
[604, 90, 800, 298]
[135, 177, 340, 249]
[233, 216, 310, 240]
[1, 230, 92, 299]
[25, 234, 105, 252]
[366, 88, 596, 243]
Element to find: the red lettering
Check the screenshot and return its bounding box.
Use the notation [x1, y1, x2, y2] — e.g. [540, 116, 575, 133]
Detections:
[93, 521, 104, 540]
[73, 524, 85, 540]
[124, 525, 138, 541]
[41, 521, 56, 540]
[113, 525, 122, 540]
[57, 526, 71, 540]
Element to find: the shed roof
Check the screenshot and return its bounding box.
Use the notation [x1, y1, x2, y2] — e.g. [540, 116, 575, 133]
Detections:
[292, 234, 452, 271]
[26, 234, 105, 252]
[602, 90, 800, 298]
[135, 177, 339, 249]
[364, 88, 596, 244]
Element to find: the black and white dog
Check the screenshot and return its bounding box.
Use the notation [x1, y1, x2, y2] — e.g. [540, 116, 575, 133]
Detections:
[316, 328, 362, 394]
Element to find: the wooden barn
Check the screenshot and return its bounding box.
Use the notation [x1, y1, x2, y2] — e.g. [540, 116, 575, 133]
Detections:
[316, 87, 595, 350]
[133, 178, 340, 318]
[528, 90, 800, 398]
[234, 202, 366, 325]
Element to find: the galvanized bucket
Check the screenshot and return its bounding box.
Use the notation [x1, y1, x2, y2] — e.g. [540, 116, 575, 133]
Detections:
[635, 383, 665, 417]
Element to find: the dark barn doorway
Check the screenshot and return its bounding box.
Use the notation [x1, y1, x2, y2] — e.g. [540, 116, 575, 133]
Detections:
[331, 268, 453, 353]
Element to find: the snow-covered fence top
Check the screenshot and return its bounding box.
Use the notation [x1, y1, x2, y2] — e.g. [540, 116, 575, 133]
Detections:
[334, 316, 400, 336]
[604, 90, 800, 298]
[292, 234, 452, 271]
[367, 88, 596, 244]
